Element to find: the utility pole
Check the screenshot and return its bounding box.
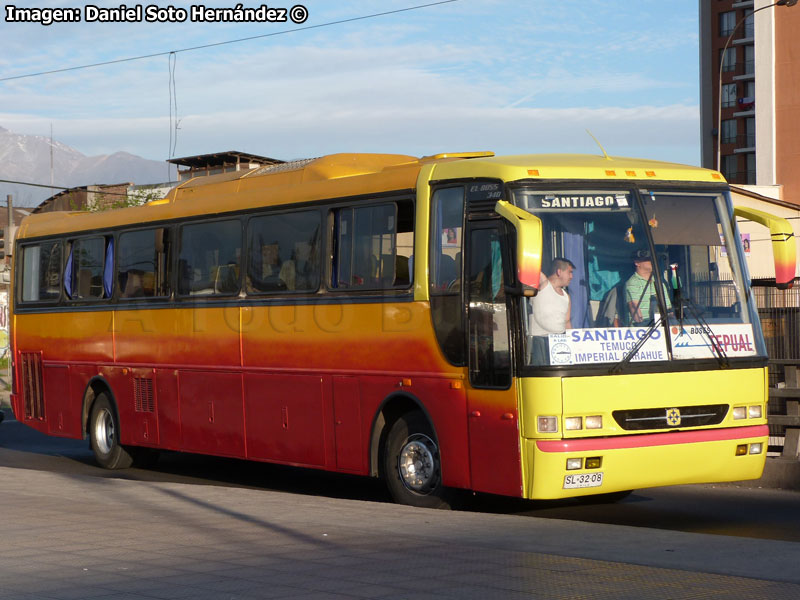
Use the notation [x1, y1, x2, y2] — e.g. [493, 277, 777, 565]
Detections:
[6, 194, 12, 263]
[2, 195, 10, 395]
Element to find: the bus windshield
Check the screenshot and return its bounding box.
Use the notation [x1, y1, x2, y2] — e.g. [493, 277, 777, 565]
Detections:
[511, 187, 767, 368]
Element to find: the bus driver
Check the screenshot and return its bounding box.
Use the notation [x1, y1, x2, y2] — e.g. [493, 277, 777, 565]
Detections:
[625, 249, 671, 325]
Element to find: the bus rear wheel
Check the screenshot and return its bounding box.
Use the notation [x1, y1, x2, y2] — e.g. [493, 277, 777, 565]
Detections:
[89, 393, 134, 470]
[383, 412, 450, 509]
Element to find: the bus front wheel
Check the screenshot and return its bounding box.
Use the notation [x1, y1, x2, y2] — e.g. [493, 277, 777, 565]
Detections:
[89, 393, 134, 470]
[383, 412, 450, 509]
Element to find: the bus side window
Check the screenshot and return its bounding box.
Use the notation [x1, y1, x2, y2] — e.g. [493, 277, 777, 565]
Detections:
[429, 186, 466, 365]
[20, 241, 63, 303]
[246, 210, 321, 294]
[330, 200, 413, 290]
[66, 236, 111, 300]
[117, 228, 170, 299]
[468, 227, 511, 388]
[178, 220, 242, 297]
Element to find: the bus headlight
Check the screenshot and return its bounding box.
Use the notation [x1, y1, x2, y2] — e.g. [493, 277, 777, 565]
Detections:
[585, 416, 603, 429]
[565, 417, 583, 431]
[748, 405, 762, 419]
[566, 458, 583, 470]
[732, 406, 747, 420]
[749, 443, 763, 455]
[538, 416, 559, 433]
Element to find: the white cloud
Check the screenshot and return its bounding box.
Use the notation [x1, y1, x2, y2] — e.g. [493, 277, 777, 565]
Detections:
[0, 102, 700, 168]
[0, 0, 702, 167]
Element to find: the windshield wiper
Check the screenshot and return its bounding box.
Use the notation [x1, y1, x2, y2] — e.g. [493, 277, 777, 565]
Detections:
[668, 263, 729, 368]
[610, 315, 664, 374]
[675, 296, 730, 368]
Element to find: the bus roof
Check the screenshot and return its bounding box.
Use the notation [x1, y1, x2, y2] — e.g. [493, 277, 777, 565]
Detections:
[16, 152, 725, 239]
[434, 153, 725, 184]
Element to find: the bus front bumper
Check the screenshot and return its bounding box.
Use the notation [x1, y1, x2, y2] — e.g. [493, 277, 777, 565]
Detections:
[522, 424, 768, 500]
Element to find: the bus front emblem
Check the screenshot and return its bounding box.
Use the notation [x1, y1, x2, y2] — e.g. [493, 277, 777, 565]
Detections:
[666, 408, 681, 427]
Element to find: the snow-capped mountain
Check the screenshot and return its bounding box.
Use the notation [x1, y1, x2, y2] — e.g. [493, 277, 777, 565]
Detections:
[0, 126, 173, 207]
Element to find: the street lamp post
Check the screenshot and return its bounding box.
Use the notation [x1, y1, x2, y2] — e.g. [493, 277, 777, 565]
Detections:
[716, 0, 797, 174]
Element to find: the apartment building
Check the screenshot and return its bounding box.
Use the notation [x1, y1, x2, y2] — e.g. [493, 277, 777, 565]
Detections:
[700, 0, 800, 205]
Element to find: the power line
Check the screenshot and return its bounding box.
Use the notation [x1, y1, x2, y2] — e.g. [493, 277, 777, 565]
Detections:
[0, 178, 71, 191]
[0, 1, 460, 84]
[168, 52, 179, 164]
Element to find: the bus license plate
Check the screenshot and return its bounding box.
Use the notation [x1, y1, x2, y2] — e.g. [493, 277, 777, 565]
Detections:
[563, 472, 604, 489]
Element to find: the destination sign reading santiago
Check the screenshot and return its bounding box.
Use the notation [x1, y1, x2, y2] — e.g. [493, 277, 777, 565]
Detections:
[520, 192, 631, 211]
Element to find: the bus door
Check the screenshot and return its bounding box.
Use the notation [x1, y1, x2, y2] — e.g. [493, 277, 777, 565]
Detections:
[465, 222, 522, 497]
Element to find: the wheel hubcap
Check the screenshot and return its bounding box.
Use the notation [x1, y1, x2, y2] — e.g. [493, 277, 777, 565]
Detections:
[95, 409, 115, 456]
[398, 434, 438, 494]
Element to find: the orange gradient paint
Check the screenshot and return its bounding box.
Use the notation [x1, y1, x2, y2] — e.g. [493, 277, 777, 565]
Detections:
[734, 206, 797, 289]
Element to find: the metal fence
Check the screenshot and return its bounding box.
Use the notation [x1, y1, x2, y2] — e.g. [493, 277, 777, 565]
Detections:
[752, 279, 800, 453]
[753, 279, 800, 363]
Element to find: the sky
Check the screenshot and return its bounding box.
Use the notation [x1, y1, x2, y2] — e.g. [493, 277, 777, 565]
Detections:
[0, 0, 701, 168]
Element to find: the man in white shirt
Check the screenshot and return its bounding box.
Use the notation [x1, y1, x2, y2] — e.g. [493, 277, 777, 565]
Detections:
[529, 257, 574, 365]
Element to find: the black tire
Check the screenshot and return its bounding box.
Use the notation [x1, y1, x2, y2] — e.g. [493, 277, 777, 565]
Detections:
[383, 412, 450, 509]
[89, 393, 134, 469]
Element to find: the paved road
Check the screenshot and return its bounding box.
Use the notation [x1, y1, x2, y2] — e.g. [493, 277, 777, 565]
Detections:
[3, 408, 800, 599]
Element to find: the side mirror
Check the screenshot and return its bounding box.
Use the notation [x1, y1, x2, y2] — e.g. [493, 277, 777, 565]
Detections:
[495, 200, 543, 296]
[733, 206, 796, 289]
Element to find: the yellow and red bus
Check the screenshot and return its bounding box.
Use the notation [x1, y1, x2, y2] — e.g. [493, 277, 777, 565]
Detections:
[10, 151, 795, 508]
